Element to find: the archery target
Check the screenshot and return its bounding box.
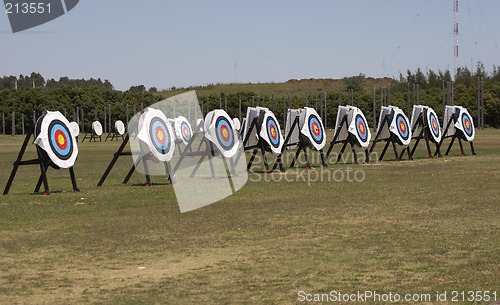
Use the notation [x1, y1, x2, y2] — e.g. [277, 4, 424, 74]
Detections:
[137, 108, 175, 162]
[206, 109, 239, 158]
[115, 120, 125, 135]
[259, 110, 284, 154]
[34, 111, 78, 169]
[455, 107, 475, 141]
[92, 121, 103, 136]
[334, 106, 350, 142]
[426, 108, 441, 143]
[174, 116, 193, 145]
[232, 118, 241, 131]
[346, 106, 371, 148]
[300, 107, 326, 150]
[389, 107, 411, 146]
[69, 121, 80, 137]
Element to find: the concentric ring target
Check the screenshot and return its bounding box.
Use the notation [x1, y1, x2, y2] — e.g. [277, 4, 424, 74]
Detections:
[461, 112, 474, 137]
[355, 114, 369, 143]
[215, 116, 235, 151]
[180, 121, 192, 143]
[308, 114, 324, 145]
[396, 113, 410, 141]
[266, 116, 281, 149]
[429, 112, 440, 138]
[149, 117, 171, 155]
[48, 120, 73, 161]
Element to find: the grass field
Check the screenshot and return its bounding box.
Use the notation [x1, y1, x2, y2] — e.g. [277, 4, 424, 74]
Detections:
[0, 129, 498, 304]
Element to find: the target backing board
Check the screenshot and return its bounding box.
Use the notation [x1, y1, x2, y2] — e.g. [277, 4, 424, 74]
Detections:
[206, 109, 240, 158]
[174, 116, 193, 145]
[442, 106, 456, 137]
[300, 107, 326, 150]
[242, 107, 266, 147]
[285, 108, 302, 146]
[34, 111, 79, 169]
[454, 106, 475, 142]
[347, 106, 371, 148]
[410, 105, 426, 136]
[334, 106, 350, 142]
[136, 108, 176, 162]
[258, 109, 284, 154]
[389, 106, 412, 146]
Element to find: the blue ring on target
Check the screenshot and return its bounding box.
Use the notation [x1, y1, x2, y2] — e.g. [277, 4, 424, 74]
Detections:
[429, 113, 440, 137]
[215, 116, 235, 150]
[395, 114, 409, 141]
[180, 121, 192, 142]
[48, 120, 73, 161]
[308, 115, 324, 145]
[355, 114, 368, 143]
[266, 116, 281, 148]
[461, 113, 473, 137]
[149, 117, 171, 154]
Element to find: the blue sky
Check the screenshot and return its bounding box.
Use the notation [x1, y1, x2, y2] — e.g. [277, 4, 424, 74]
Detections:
[1, 0, 500, 91]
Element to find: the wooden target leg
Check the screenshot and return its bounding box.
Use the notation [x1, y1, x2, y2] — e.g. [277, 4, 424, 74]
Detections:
[36, 160, 50, 195]
[142, 155, 152, 186]
[458, 138, 465, 156]
[303, 147, 311, 169]
[247, 149, 258, 172]
[319, 150, 327, 167]
[260, 146, 270, 173]
[434, 143, 442, 157]
[391, 141, 400, 161]
[3, 132, 33, 195]
[290, 146, 302, 168]
[364, 149, 370, 163]
[350, 143, 358, 165]
[445, 137, 456, 156]
[98, 135, 130, 186]
[409, 138, 421, 158]
[337, 142, 348, 164]
[208, 144, 216, 178]
[69, 167, 80, 192]
[379, 141, 390, 161]
[470, 142, 477, 155]
[274, 154, 285, 172]
[424, 137, 432, 159]
[190, 153, 207, 177]
[34, 165, 49, 193]
[123, 164, 137, 184]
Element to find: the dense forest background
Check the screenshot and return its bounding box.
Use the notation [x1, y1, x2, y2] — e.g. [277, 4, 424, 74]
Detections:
[1, 63, 499, 134]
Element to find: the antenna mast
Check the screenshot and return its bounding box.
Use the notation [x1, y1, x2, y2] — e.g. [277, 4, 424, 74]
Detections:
[454, 0, 459, 79]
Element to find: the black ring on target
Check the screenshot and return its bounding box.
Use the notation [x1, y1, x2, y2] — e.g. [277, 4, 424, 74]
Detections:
[429, 112, 440, 138]
[461, 112, 473, 137]
[47, 119, 74, 161]
[266, 116, 281, 149]
[180, 121, 192, 142]
[215, 116, 235, 151]
[149, 117, 171, 154]
[355, 114, 368, 143]
[308, 114, 324, 145]
[395, 113, 410, 141]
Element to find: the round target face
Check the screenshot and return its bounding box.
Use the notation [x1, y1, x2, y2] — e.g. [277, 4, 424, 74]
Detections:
[308, 114, 324, 145]
[355, 114, 369, 143]
[396, 113, 410, 141]
[149, 117, 171, 154]
[180, 121, 192, 143]
[266, 116, 281, 148]
[48, 119, 73, 160]
[461, 112, 473, 137]
[429, 112, 440, 138]
[215, 116, 235, 151]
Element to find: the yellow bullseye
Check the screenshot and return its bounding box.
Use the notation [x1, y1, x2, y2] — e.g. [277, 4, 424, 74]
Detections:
[57, 134, 65, 146]
[158, 131, 164, 141]
[222, 128, 229, 138]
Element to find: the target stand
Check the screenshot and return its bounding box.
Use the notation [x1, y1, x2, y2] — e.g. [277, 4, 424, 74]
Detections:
[326, 106, 370, 165]
[404, 105, 442, 160]
[105, 120, 126, 141]
[235, 107, 284, 174]
[435, 106, 476, 157]
[173, 111, 239, 178]
[369, 106, 412, 161]
[82, 121, 103, 142]
[3, 111, 80, 195]
[276, 107, 327, 170]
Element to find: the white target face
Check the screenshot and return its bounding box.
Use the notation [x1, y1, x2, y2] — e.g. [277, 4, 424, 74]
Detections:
[259, 110, 284, 155]
[205, 109, 239, 158]
[425, 108, 442, 143]
[300, 107, 326, 150]
[137, 108, 175, 162]
[69, 121, 80, 137]
[115, 120, 125, 135]
[454, 107, 475, 142]
[174, 116, 193, 145]
[348, 107, 371, 148]
[34, 111, 79, 169]
[389, 107, 412, 146]
[232, 118, 241, 131]
[92, 121, 103, 136]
